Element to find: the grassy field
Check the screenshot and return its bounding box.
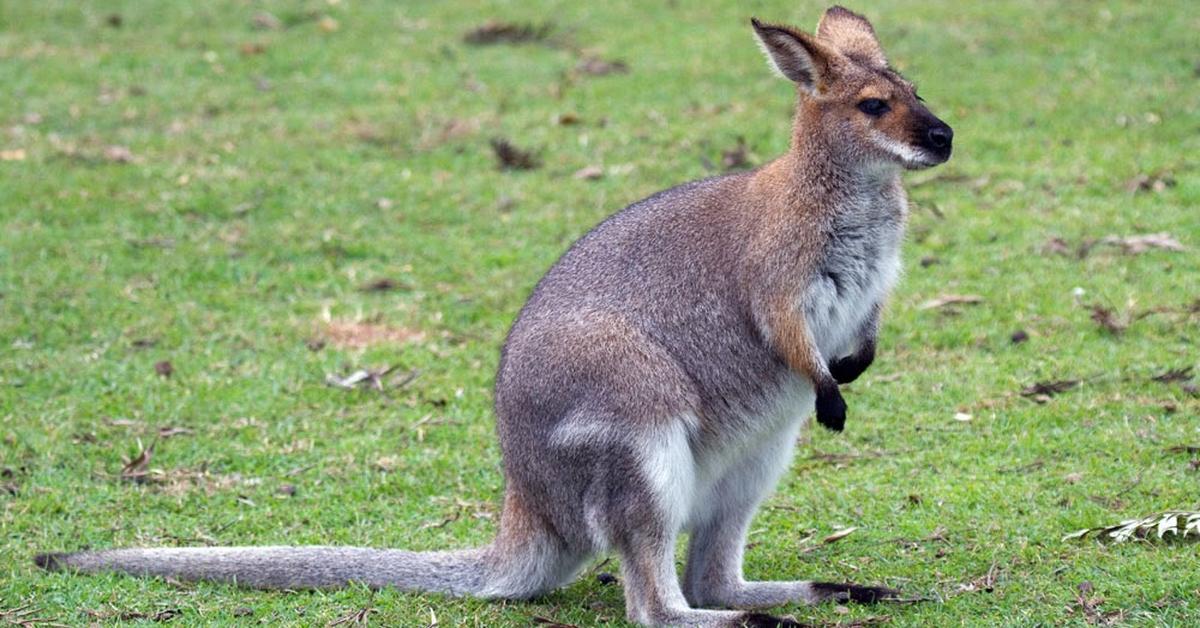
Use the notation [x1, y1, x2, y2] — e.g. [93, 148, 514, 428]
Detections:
[2, 0, 1198, 625]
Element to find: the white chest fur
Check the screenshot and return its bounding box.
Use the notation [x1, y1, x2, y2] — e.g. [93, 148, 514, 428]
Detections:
[803, 178, 906, 359]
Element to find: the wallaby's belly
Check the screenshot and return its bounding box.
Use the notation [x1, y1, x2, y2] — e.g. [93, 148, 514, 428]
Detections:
[685, 374, 814, 529]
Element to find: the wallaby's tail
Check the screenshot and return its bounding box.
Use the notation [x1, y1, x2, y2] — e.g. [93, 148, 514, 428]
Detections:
[34, 546, 496, 595]
[35, 493, 582, 599]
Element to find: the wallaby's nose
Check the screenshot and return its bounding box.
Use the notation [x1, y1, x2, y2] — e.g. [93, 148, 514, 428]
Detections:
[927, 125, 953, 150]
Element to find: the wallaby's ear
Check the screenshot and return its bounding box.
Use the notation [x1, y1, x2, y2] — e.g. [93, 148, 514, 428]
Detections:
[750, 17, 839, 93]
[816, 6, 886, 68]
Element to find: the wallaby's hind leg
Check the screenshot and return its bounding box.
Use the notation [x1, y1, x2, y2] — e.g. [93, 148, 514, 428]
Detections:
[614, 511, 795, 627]
[683, 421, 814, 609]
[603, 437, 805, 627]
[682, 425, 898, 610]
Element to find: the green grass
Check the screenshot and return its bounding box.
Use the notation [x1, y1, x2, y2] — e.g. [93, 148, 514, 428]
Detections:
[2, 0, 1198, 625]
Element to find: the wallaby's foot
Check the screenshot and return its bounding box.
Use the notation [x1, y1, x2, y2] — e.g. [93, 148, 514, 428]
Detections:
[814, 385, 846, 431]
[687, 579, 900, 611]
[740, 612, 810, 627]
[727, 585, 901, 626]
[808, 581, 901, 603]
[630, 607, 787, 627]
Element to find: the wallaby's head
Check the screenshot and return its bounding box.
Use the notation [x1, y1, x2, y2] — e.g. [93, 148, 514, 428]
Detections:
[751, 7, 953, 170]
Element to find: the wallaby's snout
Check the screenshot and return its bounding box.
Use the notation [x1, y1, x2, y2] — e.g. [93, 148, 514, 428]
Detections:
[913, 109, 953, 166]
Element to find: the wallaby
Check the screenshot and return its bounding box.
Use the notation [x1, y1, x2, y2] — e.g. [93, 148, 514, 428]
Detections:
[36, 7, 952, 627]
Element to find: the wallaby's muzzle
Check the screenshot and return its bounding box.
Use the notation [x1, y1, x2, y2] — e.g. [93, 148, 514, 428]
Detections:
[913, 109, 954, 165]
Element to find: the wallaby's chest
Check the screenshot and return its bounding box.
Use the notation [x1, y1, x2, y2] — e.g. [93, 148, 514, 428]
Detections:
[803, 188, 906, 357]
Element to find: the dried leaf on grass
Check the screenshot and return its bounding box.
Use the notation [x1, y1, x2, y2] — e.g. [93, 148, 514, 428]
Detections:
[828, 616, 894, 627]
[1063, 510, 1200, 542]
[110, 463, 251, 497]
[325, 366, 419, 393]
[573, 165, 604, 180]
[489, 138, 540, 171]
[532, 617, 579, 628]
[1087, 305, 1127, 335]
[1020, 379, 1080, 401]
[998, 459, 1045, 474]
[1041, 236, 1072, 256]
[325, 365, 396, 391]
[121, 438, 156, 482]
[918, 294, 983, 310]
[1151, 366, 1193, 384]
[419, 509, 461, 531]
[103, 145, 135, 163]
[822, 527, 857, 544]
[84, 607, 181, 622]
[358, 278, 410, 293]
[421, 497, 495, 530]
[0, 604, 68, 626]
[157, 426, 193, 439]
[463, 20, 554, 46]
[154, 360, 174, 377]
[326, 606, 374, 627]
[1072, 581, 1126, 625]
[416, 117, 484, 151]
[1043, 233, 1184, 258]
[317, 16, 339, 33]
[1123, 172, 1175, 194]
[408, 414, 461, 445]
[575, 57, 628, 76]
[956, 562, 999, 593]
[1100, 232, 1185, 254]
[251, 12, 282, 31]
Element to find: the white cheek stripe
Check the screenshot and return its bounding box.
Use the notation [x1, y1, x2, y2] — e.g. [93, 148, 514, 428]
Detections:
[869, 130, 933, 166]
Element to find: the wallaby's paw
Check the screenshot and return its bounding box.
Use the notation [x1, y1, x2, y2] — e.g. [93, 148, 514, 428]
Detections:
[810, 582, 902, 604]
[828, 353, 871, 385]
[741, 612, 810, 627]
[814, 386, 846, 431]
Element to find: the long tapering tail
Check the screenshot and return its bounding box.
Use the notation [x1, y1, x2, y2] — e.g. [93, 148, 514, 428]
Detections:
[36, 493, 579, 599]
[35, 546, 494, 595]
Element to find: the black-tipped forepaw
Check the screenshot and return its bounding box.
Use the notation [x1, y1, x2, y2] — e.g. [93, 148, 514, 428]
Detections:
[814, 387, 846, 432]
[828, 353, 871, 385]
[810, 582, 902, 604]
[741, 612, 811, 628]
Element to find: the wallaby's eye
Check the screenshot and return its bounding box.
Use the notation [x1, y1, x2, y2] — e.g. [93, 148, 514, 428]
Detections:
[857, 99, 890, 116]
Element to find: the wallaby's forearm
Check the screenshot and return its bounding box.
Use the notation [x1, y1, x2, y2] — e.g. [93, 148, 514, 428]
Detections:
[764, 298, 846, 431]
